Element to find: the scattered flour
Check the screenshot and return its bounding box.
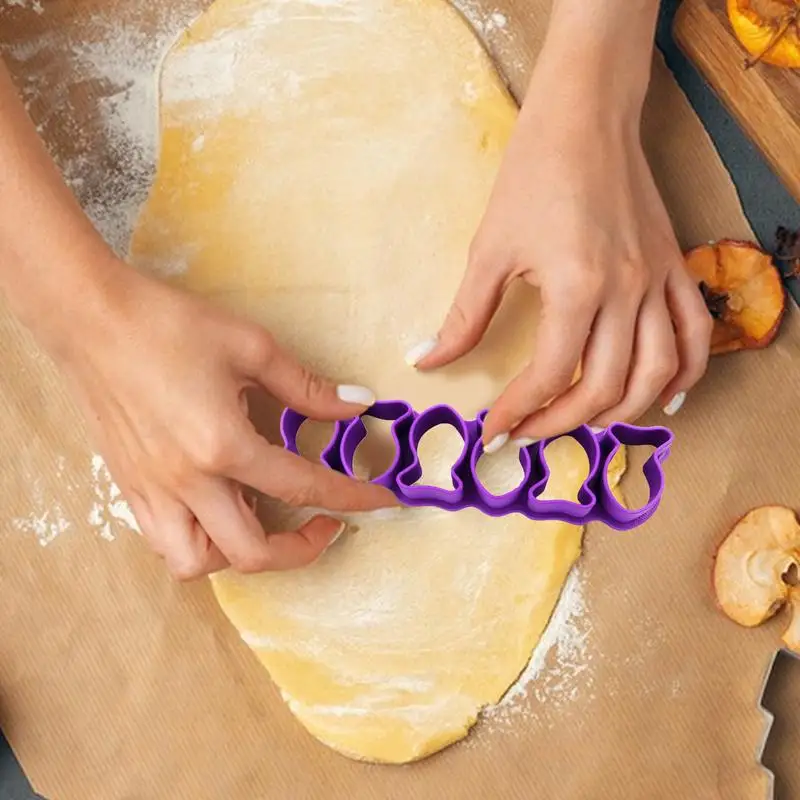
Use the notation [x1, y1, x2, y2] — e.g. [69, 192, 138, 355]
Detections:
[1, 0, 44, 14]
[89, 454, 141, 540]
[11, 477, 71, 548]
[488, 11, 507, 28]
[2, 0, 515, 261]
[452, 1, 509, 37]
[11, 455, 71, 547]
[1, 8, 192, 259]
[483, 567, 591, 721]
[11, 453, 140, 546]
[66, 22, 177, 257]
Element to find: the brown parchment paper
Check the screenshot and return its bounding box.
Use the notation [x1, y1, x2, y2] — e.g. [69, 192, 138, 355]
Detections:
[0, 0, 798, 798]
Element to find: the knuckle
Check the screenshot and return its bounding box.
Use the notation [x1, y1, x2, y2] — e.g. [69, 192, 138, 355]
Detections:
[168, 551, 208, 582]
[645, 354, 679, 386]
[240, 326, 276, 368]
[466, 238, 497, 273]
[190, 427, 237, 474]
[592, 381, 625, 410]
[466, 241, 487, 271]
[230, 549, 272, 574]
[160, 450, 195, 489]
[552, 267, 604, 311]
[616, 260, 649, 299]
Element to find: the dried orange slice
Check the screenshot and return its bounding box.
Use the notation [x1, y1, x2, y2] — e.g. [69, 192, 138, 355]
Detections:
[727, 0, 800, 68]
[684, 240, 785, 355]
[713, 505, 800, 653]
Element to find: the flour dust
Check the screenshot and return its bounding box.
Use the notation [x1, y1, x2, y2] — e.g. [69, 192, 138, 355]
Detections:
[481, 567, 592, 726]
[11, 456, 72, 548]
[0, 4, 195, 260]
[11, 453, 140, 548]
[89, 454, 141, 540]
[1, 0, 517, 259]
[1, 0, 44, 13]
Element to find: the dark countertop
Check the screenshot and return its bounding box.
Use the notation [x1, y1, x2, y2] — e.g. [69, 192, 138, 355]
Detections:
[2, 1, 798, 798]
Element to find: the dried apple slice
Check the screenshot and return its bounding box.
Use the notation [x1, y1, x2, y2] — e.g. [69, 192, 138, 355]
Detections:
[728, 0, 800, 68]
[782, 589, 800, 650]
[713, 505, 800, 653]
[684, 240, 786, 355]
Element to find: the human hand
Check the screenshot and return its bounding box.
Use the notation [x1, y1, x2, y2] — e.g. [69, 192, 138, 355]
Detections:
[51, 260, 396, 579]
[0, 57, 395, 577]
[406, 64, 712, 450]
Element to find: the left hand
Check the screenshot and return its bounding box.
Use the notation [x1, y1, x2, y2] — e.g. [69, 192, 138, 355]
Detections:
[407, 67, 712, 450]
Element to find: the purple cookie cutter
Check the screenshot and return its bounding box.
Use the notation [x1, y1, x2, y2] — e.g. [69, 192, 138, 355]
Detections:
[280, 400, 674, 531]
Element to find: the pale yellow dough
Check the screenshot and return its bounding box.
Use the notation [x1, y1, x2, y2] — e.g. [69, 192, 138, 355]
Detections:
[131, 0, 626, 763]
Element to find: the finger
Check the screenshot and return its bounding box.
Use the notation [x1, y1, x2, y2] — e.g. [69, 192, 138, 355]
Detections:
[183, 518, 229, 578]
[591, 292, 678, 426]
[231, 437, 398, 512]
[238, 328, 376, 420]
[508, 297, 636, 441]
[125, 488, 153, 540]
[482, 287, 599, 446]
[188, 479, 287, 572]
[146, 488, 228, 580]
[258, 515, 347, 570]
[659, 267, 713, 412]
[408, 256, 506, 370]
[189, 480, 344, 572]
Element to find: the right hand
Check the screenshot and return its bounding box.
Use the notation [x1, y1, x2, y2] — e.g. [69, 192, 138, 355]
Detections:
[49, 258, 396, 580]
[410, 42, 711, 445]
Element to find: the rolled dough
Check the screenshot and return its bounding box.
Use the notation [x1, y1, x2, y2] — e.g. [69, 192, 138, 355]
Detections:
[130, 0, 627, 763]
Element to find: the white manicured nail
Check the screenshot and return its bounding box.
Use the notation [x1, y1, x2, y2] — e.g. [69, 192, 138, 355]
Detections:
[662, 392, 686, 416]
[590, 426, 604, 434]
[336, 384, 376, 406]
[513, 437, 538, 448]
[323, 522, 346, 552]
[483, 433, 509, 454]
[404, 337, 438, 367]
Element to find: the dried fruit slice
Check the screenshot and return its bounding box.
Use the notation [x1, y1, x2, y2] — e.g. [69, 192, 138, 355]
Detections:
[713, 505, 800, 653]
[684, 240, 785, 355]
[728, 0, 800, 68]
[782, 589, 800, 650]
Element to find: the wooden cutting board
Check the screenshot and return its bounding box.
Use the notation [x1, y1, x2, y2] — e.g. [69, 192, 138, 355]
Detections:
[674, 0, 800, 204]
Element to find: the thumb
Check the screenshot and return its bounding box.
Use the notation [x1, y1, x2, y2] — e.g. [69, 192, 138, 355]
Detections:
[247, 334, 376, 421]
[407, 260, 505, 370]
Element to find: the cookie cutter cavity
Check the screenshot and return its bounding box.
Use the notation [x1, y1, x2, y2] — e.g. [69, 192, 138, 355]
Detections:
[340, 400, 414, 488]
[470, 410, 535, 513]
[279, 401, 674, 531]
[527, 425, 601, 525]
[396, 404, 475, 507]
[280, 410, 347, 472]
[598, 423, 674, 527]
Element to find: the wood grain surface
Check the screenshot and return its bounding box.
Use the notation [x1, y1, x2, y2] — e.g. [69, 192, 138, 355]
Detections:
[674, 0, 800, 204]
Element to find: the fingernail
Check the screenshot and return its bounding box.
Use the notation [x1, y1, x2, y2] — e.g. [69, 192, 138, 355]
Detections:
[336, 384, 376, 406]
[404, 337, 438, 367]
[323, 521, 347, 552]
[662, 392, 686, 416]
[483, 432, 509, 454]
[512, 436, 538, 448]
[589, 426, 604, 434]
